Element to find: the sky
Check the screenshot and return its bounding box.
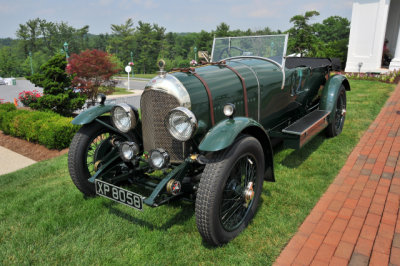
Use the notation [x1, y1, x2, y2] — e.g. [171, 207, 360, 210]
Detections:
[0, 0, 353, 38]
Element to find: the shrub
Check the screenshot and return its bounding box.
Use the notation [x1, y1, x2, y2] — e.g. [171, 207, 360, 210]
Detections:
[341, 70, 400, 84]
[0, 102, 16, 112]
[18, 90, 42, 107]
[27, 54, 86, 116]
[0, 108, 80, 149]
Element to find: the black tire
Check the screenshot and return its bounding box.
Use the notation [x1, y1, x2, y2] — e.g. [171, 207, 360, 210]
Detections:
[195, 135, 265, 246]
[326, 85, 347, 138]
[68, 117, 117, 196]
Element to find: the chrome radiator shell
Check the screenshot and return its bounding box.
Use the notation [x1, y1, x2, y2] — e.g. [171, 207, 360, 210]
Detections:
[140, 74, 191, 162]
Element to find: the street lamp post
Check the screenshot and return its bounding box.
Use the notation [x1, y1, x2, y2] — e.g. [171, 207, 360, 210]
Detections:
[63, 42, 69, 60]
[130, 51, 134, 77]
[29, 51, 34, 75]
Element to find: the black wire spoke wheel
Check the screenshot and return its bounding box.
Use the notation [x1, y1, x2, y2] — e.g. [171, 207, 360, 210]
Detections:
[68, 117, 123, 196]
[334, 89, 346, 133]
[86, 132, 112, 176]
[219, 155, 258, 231]
[195, 135, 265, 246]
[326, 85, 347, 138]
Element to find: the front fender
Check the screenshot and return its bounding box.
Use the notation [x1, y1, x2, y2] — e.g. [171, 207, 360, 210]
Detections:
[198, 117, 262, 152]
[72, 104, 114, 125]
[320, 74, 350, 123]
[199, 117, 275, 182]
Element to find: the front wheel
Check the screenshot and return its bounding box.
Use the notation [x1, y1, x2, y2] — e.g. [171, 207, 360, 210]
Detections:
[68, 117, 120, 196]
[195, 135, 265, 246]
[326, 85, 347, 137]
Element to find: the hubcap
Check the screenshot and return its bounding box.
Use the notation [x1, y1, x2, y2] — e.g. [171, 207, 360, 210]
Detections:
[244, 182, 255, 203]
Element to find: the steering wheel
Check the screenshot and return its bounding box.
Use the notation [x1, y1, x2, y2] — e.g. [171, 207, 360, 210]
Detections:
[218, 46, 245, 59]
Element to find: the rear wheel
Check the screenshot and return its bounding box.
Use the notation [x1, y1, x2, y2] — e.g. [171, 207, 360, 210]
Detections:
[326, 85, 346, 137]
[195, 135, 265, 246]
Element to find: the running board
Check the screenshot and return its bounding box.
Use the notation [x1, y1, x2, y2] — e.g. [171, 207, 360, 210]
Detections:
[282, 110, 330, 149]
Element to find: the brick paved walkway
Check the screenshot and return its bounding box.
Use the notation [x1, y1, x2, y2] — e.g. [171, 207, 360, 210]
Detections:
[275, 83, 400, 266]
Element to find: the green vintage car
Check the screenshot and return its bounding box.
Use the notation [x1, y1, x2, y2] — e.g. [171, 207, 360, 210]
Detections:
[68, 34, 349, 246]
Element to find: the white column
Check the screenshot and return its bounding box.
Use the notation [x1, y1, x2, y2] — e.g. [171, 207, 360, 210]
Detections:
[345, 0, 391, 73]
[389, 24, 400, 70]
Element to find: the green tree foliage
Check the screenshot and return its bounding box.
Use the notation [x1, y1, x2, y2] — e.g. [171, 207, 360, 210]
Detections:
[215, 22, 230, 37]
[314, 16, 350, 67]
[16, 18, 90, 56]
[109, 18, 136, 63]
[27, 54, 86, 116]
[0, 46, 22, 77]
[67, 49, 121, 101]
[287, 11, 320, 56]
[0, 13, 351, 77]
[286, 12, 350, 67]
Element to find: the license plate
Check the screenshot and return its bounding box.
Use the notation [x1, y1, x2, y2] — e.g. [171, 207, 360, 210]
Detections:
[95, 180, 143, 211]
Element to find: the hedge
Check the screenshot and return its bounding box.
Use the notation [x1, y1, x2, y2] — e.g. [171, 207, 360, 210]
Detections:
[0, 104, 80, 150]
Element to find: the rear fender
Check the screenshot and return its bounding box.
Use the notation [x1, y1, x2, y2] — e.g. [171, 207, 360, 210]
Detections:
[72, 104, 114, 125]
[199, 117, 275, 182]
[320, 74, 350, 123]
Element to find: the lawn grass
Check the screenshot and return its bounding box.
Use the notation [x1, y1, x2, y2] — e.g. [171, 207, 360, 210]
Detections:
[0, 80, 395, 265]
[116, 73, 156, 79]
[110, 87, 134, 95]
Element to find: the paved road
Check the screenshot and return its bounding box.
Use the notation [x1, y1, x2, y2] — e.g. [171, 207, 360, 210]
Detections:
[115, 78, 148, 90]
[0, 79, 148, 108]
[0, 80, 41, 103]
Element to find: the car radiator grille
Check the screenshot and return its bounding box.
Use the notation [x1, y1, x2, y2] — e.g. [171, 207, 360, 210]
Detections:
[140, 90, 188, 162]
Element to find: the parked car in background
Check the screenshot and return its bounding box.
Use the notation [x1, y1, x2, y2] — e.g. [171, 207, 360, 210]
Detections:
[0, 77, 6, 85]
[68, 34, 350, 245]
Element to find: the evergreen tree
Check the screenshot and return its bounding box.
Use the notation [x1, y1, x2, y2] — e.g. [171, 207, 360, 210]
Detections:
[286, 11, 320, 56]
[27, 54, 86, 116]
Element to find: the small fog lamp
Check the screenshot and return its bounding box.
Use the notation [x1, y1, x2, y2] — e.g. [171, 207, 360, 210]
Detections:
[119, 141, 139, 162]
[149, 149, 170, 169]
[96, 93, 106, 105]
[223, 103, 236, 118]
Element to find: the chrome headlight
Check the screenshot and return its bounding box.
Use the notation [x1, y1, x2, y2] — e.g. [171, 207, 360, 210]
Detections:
[119, 141, 139, 162]
[111, 103, 137, 133]
[149, 149, 170, 169]
[166, 107, 197, 141]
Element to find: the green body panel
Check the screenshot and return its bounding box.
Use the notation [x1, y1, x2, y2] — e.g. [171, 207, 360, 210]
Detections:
[198, 116, 275, 182]
[173, 59, 329, 138]
[198, 117, 263, 152]
[71, 104, 113, 125]
[320, 74, 350, 122]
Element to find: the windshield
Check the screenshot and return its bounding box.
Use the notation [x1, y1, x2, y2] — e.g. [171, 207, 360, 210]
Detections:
[211, 34, 288, 65]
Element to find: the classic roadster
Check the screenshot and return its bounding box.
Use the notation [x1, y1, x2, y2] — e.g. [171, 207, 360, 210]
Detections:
[68, 34, 349, 246]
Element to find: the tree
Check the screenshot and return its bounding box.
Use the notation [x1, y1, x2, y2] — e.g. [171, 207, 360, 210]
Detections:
[67, 49, 121, 101]
[286, 11, 320, 56]
[314, 16, 350, 67]
[27, 54, 86, 116]
[215, 22, 230, 37]
[109, 18, 136, 63]
[315, 16, 350, 43]
[134, 21, 165, 73]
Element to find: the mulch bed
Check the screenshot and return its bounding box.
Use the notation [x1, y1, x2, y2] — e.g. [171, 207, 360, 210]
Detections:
[0, 131, 68, 161]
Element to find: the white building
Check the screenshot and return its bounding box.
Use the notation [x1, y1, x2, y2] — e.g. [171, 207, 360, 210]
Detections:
[345, 0, 400, 73]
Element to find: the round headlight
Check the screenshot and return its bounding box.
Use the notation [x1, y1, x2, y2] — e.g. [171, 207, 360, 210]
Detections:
[149, 149, 170, 169]
[119, 141, 139, 162]
[111, 103, 137, 133]
[166, 107, 197, 141]
[223, 103, 235, 118]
